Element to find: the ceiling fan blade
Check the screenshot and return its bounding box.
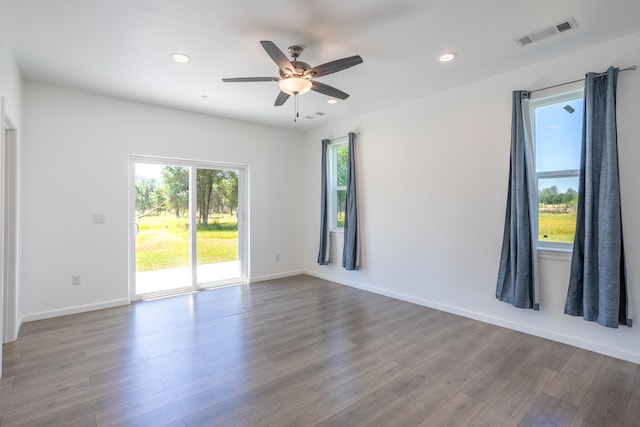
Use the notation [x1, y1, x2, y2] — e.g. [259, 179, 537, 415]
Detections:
[310, 81, 350, 100]
[274, 91, 290, 106]
[222, 77, 279, 82]
[304, 55, 363, 78]
[260, 41, 295, 74]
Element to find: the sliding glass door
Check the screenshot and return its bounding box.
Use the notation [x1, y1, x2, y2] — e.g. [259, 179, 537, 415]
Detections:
[130, 157, 246, 298]
[195, 168, 241, 285]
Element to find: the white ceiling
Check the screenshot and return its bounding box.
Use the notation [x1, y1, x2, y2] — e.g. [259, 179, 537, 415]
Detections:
[2, 0, 640, 131]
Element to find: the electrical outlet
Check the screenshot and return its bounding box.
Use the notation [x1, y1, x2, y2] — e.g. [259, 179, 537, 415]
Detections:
[275, 254, 280, 261]
[72, 275, 81, 286]
[93, 214, 105, 224]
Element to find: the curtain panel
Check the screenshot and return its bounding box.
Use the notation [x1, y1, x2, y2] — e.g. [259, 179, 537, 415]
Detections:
[342, 132, 360, 270]
[564, 67, 632, 328]
[317, 139, 331, 265]
[496, 90, 540, 310]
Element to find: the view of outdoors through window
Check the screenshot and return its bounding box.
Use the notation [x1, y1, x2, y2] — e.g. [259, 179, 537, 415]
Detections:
[336, 144, 348, 228]
[134, 163, 240, 294]
[533, 94, 583, 245]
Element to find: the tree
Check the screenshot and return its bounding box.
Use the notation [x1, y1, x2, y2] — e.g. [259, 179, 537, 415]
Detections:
[158, 167, 239, 222]
[227, 171, 239, 215]
[135, 176, 158, 215]
[152, 186, 166, 215]
[539, 186, 559, 205]
[161, 166, 189, 217]
[564, 187, 578, 204]
[337, 145, 348, 187]
[197, 169, 218, 224]
[539, 186, 579, 214]
[212, 173, 226, 214]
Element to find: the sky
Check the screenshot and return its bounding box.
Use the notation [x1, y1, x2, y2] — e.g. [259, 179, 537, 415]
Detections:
[135, 163, 165, 184]
[533, 96, 583, 193]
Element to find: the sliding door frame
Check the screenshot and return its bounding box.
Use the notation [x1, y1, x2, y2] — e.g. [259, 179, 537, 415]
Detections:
[128, 155, 248, 300]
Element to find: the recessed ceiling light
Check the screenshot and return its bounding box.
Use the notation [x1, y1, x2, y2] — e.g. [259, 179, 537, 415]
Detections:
[438, 52, 457, 62]
[171, 53, 191, 63]
[327, 99, 338, 104]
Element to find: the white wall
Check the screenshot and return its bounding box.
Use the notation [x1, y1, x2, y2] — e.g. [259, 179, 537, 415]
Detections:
[0, 32, 22, 124]
[0, 30, 22, 378]
[303, 31, 640, 363]
[21, 83, 304, 319]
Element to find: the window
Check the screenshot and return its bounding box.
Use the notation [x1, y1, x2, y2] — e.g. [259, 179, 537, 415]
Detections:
[328, 139, 348, 230]
[530, 89, 583, 249]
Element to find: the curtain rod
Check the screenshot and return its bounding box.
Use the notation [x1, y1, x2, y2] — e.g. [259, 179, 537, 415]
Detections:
[529, 65, 637, 94]
[329, 132, 359, 142]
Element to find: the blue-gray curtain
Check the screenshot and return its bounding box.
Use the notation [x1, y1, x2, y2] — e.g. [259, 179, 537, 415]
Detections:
[564, 67, 631, 328]
[496, 90, 540, 310]
[342, 132, 360, 270]
[317, 139, 330, 265]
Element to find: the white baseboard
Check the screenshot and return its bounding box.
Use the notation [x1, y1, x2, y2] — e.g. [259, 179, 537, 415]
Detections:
[21, 298, 131, 323]
[304, 270, 640, 365]
[19, 270, 304, 323]
[249, 270, 305, 284]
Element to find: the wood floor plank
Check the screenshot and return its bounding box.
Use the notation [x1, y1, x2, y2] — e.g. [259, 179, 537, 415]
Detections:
[568, 356, 637, 426]
[181, 380, 320, 426]
[371, 355, 487, 426]
[264, 361, 407, 426]
[518, 393, 578, 427]
[314, 387, 402, 427]
[532, 339, 580, 373]
[545, 348, 605, 407]
[461, 339, 541, 403]
[417, 392, 484, 427]
[95, 376, 229, 425]
[467, 364, 557, 427]
[1, 379, 165, 426]
[112, 383, 237, 427]
[624, 368, 640, 427]
[1, 275, 638, 426]
[0, 376, 90, 415]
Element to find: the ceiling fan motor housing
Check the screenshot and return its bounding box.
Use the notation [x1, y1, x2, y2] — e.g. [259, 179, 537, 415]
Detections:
[278, 46, 309, 78]
[280, 60, 310, 78]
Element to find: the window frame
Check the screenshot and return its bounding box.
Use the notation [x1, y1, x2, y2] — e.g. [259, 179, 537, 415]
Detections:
[529, 88, 583, 251]
[328, 137, 348, 232]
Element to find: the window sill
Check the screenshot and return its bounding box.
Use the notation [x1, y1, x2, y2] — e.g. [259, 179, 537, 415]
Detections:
[330, 229, 344, 237]
[537, 247, 572, 262]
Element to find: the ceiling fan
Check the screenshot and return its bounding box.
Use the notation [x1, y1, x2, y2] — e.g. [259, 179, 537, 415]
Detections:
[222, 41, 363, 107]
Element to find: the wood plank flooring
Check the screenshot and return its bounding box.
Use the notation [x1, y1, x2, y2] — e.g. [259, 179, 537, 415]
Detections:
[1, 275, 639, 426]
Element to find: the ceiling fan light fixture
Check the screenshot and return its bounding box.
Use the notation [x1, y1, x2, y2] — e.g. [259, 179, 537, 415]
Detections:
[279, 77, 312, 95]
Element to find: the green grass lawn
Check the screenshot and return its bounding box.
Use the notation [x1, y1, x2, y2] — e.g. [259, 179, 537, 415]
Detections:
[135, 214, 238, 272]
[539, 210, 577, 243]
[135, 209, 574, 271]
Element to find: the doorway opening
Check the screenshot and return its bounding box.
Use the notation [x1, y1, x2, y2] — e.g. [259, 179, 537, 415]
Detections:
[2, 101, 18, 340]
[1, 98, 19, 379]
[129, 157, 247, 299]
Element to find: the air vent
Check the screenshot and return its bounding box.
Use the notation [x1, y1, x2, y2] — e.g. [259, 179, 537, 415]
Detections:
[514, 17, 578, 47]
[555, 21, 574, 33]
[516, 36, 534, 46]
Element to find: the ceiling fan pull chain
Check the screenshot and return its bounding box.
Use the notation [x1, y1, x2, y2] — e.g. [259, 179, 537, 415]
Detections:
[294, 94, 299, 122]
